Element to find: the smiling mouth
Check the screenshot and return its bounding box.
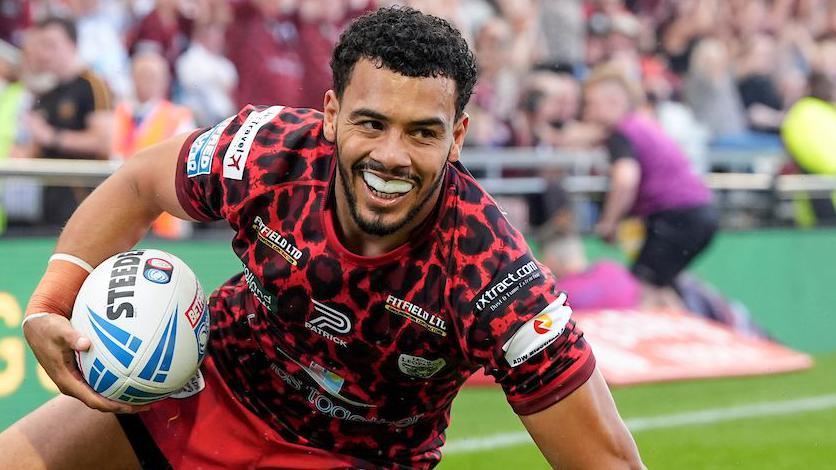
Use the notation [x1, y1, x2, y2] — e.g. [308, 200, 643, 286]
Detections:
[361, 171, 415, 200]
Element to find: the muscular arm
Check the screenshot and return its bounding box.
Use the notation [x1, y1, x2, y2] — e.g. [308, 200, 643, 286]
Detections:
[520, 368, 643, 469]
[54, 132, 192, 263]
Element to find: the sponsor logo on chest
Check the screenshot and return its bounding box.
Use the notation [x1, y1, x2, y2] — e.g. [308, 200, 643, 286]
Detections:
[385, 295, 447, 336]
[243, 264, 278, 313]
[253, 216, 303, 266]
[305, 300, 351, 348]
[398, 354, 446, 378]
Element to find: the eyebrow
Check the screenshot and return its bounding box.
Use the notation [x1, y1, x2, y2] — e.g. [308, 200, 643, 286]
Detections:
[349, 108, 447, 130]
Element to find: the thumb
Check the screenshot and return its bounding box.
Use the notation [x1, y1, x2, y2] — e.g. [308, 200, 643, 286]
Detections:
[73, 336, 92, 351]
[64, 328, 91, 351]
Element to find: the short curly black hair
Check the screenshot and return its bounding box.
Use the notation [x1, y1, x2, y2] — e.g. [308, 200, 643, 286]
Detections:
[331, 6, 478, 120]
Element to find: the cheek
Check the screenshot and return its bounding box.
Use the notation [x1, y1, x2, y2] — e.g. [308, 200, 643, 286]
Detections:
[336, 135, 364, 167]
[415, 151, 449, 183]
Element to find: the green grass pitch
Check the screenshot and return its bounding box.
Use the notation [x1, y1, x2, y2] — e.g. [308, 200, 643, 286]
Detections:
[439, 353, 836, 469]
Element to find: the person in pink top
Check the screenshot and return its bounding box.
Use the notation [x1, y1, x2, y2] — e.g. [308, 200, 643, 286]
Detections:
[540, 233, 642, 311]
[584, 66, 718, 309]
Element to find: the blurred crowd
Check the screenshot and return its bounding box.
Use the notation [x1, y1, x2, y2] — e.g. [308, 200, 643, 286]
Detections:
[2, 0, 836, 231]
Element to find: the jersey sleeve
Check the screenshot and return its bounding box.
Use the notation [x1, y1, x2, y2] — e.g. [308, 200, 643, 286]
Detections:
[450, 200, 595, 416]
[175, 105, 284, 226]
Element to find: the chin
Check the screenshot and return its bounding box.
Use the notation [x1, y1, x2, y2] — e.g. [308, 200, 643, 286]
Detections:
[353, 206, 412, 237]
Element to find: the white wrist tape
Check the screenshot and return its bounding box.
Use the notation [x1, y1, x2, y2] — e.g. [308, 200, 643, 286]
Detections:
[21, 312, 54, 330]
[49, 253, 94, 274]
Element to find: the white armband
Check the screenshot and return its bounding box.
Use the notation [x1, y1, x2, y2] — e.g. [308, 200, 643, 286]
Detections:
[49, 253, 94, 274]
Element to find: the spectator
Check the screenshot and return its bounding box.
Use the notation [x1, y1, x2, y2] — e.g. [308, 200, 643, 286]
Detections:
[112, 51, 195, 161]
[0, 39, 26, 233]
[540, 230, 768, 337]
[642, 57, 710, 173]
[113, 50, 195, 238]
[296, 0, 374, 109]
[225, 0, 304, 108]
[68, 0, 132, 100]
[540, 0, 585, 68]
[464, 15, 516, 147]
[175, 24, 238, 127]
[683, 38, 749, 145]
[736, 33, 785, 133]
[128, 0, 194, 74]
[404, 0, 487, 43]
[0, 0, 31, 47]
[24, 16, 113, 227]
[583, 66, 718, 309]
[0, 39, 26, 160]
[658, 0, 718, 76]
[512, 69, 600, 149]
[495, 0, 547, 74]
[540, 233, 642, 310]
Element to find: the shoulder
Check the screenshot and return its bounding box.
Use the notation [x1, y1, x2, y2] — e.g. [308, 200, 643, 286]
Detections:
[443, 162, 548, 309]
[444, 161, 528, 257]
[605, 130, 635, 161]
[185, 105, 333, 185]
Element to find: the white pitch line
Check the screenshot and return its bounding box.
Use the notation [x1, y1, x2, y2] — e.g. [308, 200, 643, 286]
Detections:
[444, 393, 836, 455]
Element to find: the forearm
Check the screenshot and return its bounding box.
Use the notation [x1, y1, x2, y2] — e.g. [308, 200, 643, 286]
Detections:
[522, 369, 644, 469]
[600, 159, 641, 226]
[53, 128, 111, 159]
[600, 184, 636, 226]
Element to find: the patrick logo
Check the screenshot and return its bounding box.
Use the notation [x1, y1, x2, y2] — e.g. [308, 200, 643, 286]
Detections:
[533, 314, 552, 334]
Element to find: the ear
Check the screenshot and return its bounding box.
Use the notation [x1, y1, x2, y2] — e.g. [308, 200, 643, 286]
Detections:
[323, 90, 340, 142]
[447, 112, 470, 163]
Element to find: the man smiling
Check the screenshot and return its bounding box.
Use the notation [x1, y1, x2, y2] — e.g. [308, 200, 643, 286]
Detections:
[3, 7, 642, 469]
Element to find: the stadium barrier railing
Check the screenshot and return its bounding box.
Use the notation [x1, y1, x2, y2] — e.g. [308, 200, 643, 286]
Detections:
[2, 147, 835, 225]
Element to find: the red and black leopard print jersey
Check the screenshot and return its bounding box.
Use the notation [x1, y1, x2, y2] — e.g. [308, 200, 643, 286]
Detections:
[174, 105, 596, 469]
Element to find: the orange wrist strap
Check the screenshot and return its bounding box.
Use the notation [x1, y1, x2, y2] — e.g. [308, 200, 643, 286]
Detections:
[25, 257, 92, 319]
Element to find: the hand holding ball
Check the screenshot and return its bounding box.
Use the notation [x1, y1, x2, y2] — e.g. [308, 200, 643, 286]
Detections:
[71, 249, 210, 404]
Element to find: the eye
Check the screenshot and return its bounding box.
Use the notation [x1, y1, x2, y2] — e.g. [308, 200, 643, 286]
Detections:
[412, 128, 438, 139]
[360, 120, 384, 131]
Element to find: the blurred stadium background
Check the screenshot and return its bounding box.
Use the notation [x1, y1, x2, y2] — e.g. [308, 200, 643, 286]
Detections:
[1, 0, 835, 468]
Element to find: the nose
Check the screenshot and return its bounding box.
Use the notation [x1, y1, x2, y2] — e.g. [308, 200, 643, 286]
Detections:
[370, 130, 412, 171]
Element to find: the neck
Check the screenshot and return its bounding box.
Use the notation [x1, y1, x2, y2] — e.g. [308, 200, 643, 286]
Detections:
[56, 61, 81, 82]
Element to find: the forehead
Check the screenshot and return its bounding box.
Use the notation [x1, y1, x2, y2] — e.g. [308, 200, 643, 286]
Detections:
[342, 59, 457, 122]
[586, 80, 624, 99]
[40, 24, 71, 42]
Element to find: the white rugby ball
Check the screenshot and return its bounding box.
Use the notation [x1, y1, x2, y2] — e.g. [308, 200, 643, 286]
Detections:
[71, 249, 210, 404]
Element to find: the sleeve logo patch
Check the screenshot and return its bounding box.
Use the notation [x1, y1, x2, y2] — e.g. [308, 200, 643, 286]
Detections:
[471, 254, 543, 314]
[502, 293, 572, 367]
[222, 106, 284, 180]
[533, 314, 552, 334]
[186, 117, 233, 178]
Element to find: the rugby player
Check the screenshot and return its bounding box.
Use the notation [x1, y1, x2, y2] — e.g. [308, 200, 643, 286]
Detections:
[1, 7, 643, 469]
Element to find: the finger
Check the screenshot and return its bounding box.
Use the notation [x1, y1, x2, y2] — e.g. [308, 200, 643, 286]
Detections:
[58, 347, 150, 414]
[49, 358, 128, 413]
[57, 323, 89, 351]
[71, 336, 92, 352]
